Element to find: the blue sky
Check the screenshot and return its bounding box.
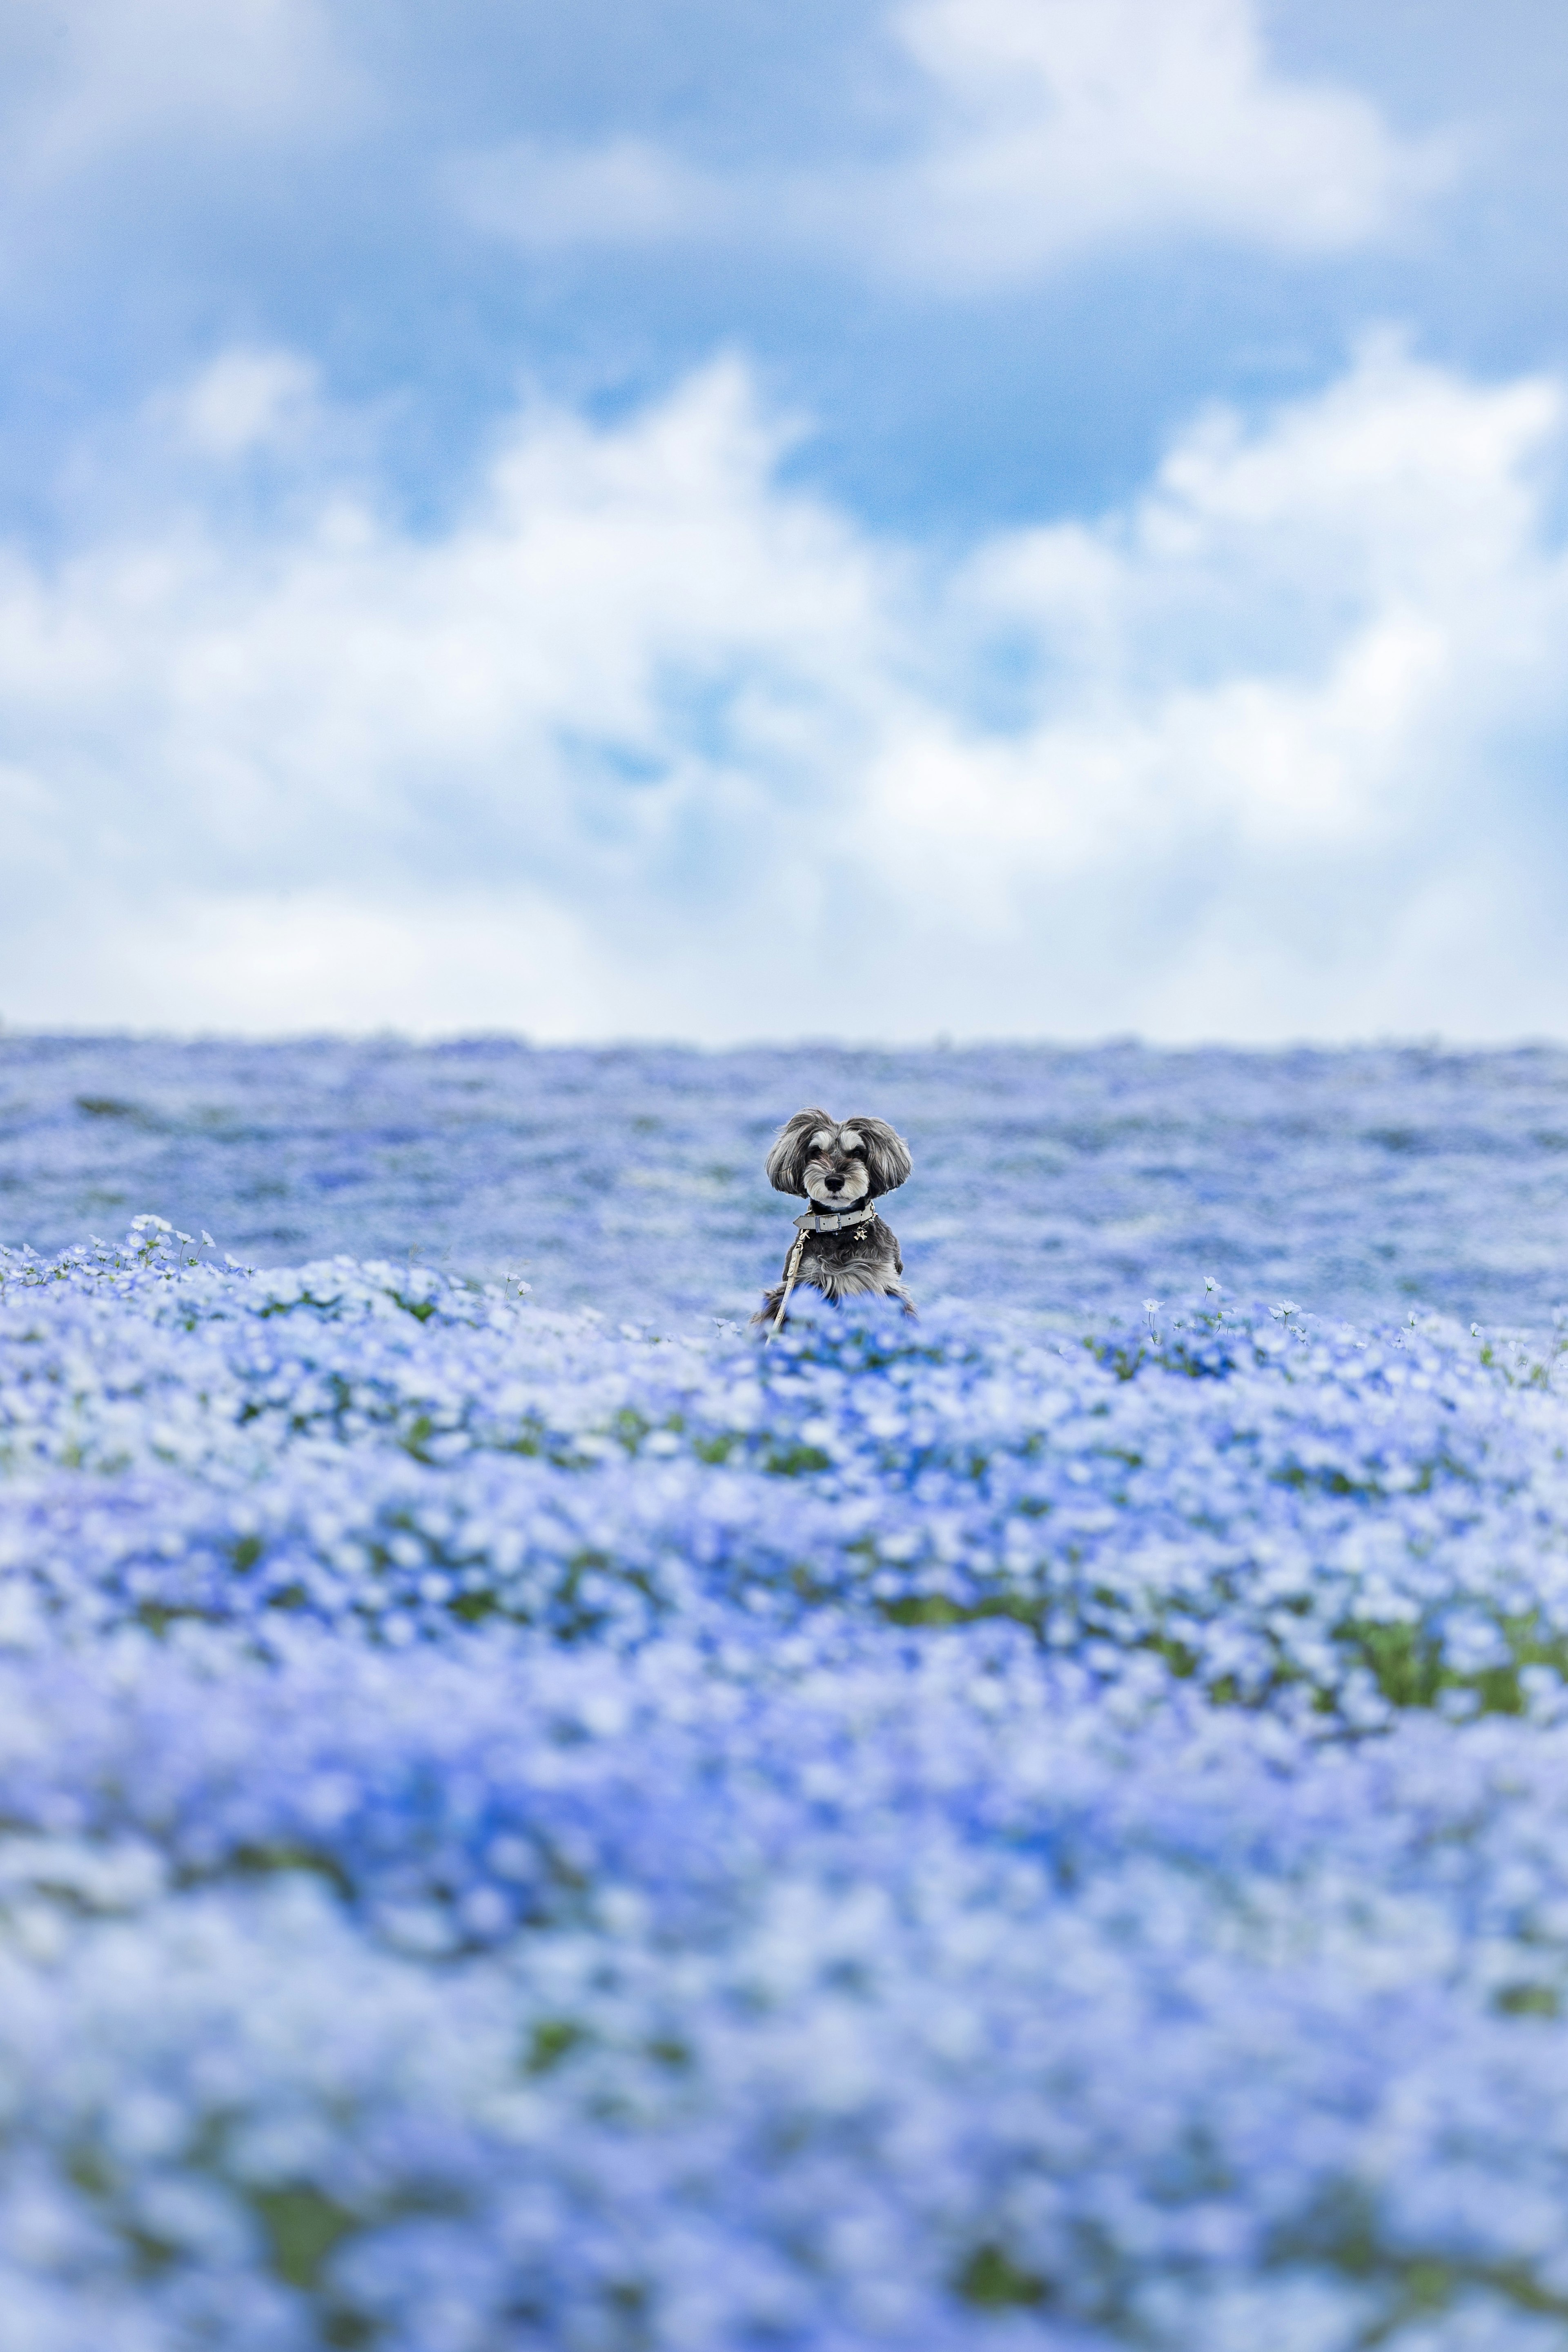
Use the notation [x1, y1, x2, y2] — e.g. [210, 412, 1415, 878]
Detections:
[2, 0, 1567, 1041]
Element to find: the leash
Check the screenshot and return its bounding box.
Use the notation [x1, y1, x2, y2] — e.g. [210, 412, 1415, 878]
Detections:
[766, 1229, 808, 1344]
[766, 1202, 877, 1343]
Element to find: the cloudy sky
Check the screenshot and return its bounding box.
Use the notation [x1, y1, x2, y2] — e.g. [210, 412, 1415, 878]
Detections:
[3, 0, 1566, 1042]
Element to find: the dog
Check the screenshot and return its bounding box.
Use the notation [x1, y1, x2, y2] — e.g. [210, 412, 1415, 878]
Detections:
[752, 1108, 913, 1329]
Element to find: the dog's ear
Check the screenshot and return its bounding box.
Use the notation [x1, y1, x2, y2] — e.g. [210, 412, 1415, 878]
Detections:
[844, 1116, 912, 1198]
[765, 1107, 833, 1196]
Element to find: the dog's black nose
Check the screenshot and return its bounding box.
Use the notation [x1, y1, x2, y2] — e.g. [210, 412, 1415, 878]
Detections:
[826, 1175, 844, 1192]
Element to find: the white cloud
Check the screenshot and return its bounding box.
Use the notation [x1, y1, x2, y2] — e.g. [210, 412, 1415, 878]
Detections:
[2, 337, 1566, 1043]
[0, 0, 361, 187]
[174, 350, 322, 457]
[874, 0, 1450, 281]
[449, 138, 725, 253]
[451, 0, 1454, 285]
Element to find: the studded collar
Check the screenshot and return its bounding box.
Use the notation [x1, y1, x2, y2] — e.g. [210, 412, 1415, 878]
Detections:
[793, 1201, 878, 1236]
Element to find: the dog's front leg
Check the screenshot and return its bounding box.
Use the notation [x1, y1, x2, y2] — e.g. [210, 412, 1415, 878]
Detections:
[750, 1280, 788, 1329]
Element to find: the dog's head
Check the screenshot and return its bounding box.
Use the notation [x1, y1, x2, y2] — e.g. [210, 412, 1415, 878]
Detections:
[765, 1108, 912, 1206]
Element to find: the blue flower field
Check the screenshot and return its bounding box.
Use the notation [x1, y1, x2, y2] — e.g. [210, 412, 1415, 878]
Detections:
[4, 1038, 1568, 2350]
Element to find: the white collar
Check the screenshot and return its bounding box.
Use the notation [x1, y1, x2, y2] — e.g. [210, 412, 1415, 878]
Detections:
[794, 1201, 877, 1235]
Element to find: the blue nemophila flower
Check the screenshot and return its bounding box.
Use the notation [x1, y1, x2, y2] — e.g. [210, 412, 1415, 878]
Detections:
[2, 1227, 1568, 2343]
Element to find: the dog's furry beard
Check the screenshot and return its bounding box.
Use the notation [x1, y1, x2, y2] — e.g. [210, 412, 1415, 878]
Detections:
[804, 1167, 869, 1206]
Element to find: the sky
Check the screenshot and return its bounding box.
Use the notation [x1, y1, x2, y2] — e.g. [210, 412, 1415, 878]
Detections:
[2, 0, 1567, 1044]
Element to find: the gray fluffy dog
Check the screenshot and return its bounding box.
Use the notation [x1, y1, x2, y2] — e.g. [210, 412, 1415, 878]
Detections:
[752, 1108, 913, 1330]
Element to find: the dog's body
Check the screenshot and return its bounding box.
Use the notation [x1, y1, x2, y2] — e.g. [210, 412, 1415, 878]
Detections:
[752, 1108, 913, 1329]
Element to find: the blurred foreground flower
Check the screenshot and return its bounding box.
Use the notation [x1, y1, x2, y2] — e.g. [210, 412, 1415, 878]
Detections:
[1, 1229, 1568, 2345]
